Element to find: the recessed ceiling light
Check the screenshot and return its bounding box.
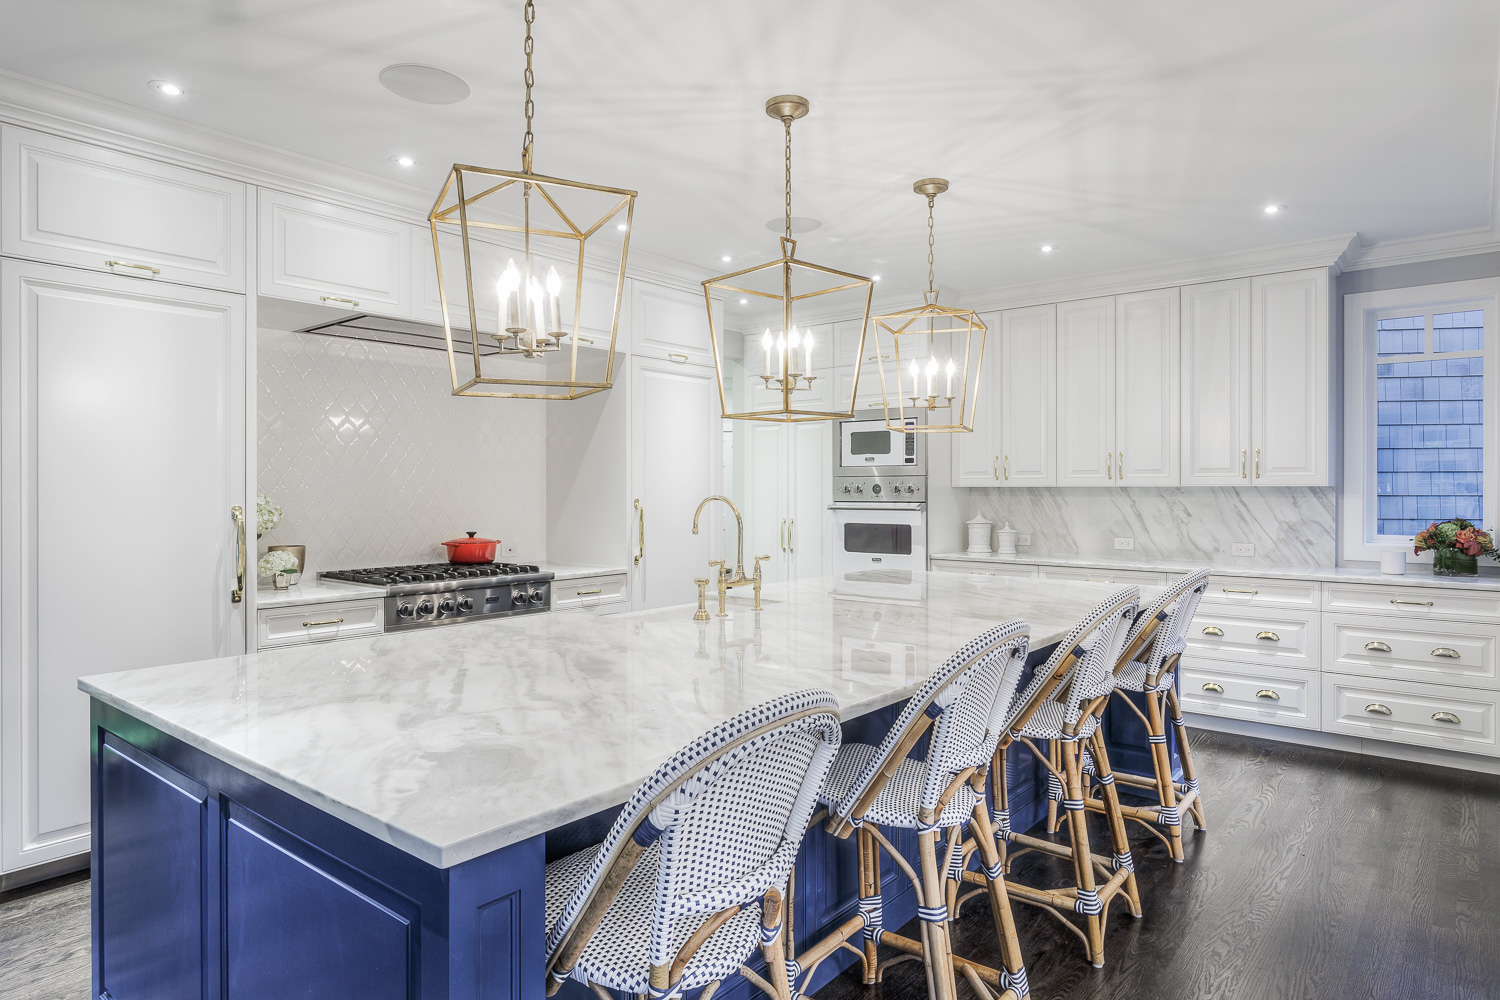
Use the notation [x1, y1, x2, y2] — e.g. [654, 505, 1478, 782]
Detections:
[1040, 245, 1055, 253]
[720, 255, 734, 263]
[1264, 204, 1285, 215]
[872, 275, 883, 282]
[390, 155, 415, 168]
[149, 80, 185, 96]
[616, 223, 628, 231]
[378, 64, 470, 105]
[739, 298, 749, 305]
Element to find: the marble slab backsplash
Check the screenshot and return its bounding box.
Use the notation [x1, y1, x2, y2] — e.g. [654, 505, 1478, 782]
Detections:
[962, 487, 1336, 569]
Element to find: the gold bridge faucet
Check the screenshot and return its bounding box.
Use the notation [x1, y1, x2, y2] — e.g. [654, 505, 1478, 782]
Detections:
[691, 495, 768, 615]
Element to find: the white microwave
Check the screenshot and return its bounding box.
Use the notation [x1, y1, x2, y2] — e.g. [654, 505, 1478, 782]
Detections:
[836, 411, 925, 476]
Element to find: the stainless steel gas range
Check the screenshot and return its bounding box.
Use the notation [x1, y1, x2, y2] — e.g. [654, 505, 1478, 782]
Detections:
[319, 562, 554, 631]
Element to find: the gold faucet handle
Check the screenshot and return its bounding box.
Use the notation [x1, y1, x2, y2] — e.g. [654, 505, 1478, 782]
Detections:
[708, 559, 727, 578]
[693, 578, 711, 621]
[753, 554, 771, 575]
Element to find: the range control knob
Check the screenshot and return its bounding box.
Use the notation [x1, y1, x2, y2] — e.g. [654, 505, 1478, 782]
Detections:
[854, 483, 864, 494]
[529, 588, 545, 605]
[438, 598, 456, 614]
[457, 596, 474, 612]
[512, 589, 527, 606]
[906, 484, 916, 495]
[871, 483, 882, 495]
[416, 599, 434, 616]
[396, 602, 415, 618]
[842, 483, 853, 495]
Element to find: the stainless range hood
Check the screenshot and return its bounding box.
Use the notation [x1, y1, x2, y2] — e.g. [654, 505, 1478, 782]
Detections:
[257, 297, 500, 356]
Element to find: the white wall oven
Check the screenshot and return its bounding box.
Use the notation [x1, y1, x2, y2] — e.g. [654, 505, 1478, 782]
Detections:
[829, 503, 927, 599]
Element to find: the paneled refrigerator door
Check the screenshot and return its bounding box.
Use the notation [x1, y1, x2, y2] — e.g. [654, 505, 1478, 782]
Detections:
[0, 260, 247, 876]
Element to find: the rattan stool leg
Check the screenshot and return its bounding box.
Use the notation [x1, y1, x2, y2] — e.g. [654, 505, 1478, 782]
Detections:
[1144, 690, 1185, 862]
[1045, 740, 1063, 834]
[1166, 687, 1207, 832]
[969, 798, 1029, 997]
[857, 826, 880, 984]
[1060, 740, 1106, 967]
[917, 827, 960, 1000]
[991, 747, 1012, 871]
[1087, 727, 1141, 918]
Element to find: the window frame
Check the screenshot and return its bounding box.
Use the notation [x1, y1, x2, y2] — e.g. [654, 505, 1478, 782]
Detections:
[1342, 278, 1500, 564]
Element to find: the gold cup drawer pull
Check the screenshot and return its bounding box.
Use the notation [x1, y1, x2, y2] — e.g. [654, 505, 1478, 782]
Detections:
[1201, 626, 1225, 637]
[1430, 647, 1461, 660]
[106, 259, 161, 275]
[1255, 689, 1280, 700]
[302, 617, 344, 628]
[320, 295, 360, 307]
[575, 588, 603, 596]
[1390, 599, 1434, 607]
[1364, 703, 1393, 716]
[1201, 682, 1225, 693]
[1432, 711, 1462, 725]
[1255, 630, 1280, 642]
[1222, 587, 1259, 595]
[1364, 641, 1392, 653]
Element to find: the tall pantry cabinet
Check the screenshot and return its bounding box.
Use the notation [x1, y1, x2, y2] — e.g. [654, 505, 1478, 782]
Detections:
[0, 126, 252, 883]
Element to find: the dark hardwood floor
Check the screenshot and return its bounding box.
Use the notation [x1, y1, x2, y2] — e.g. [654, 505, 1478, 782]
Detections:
[2, 731, 1497, 1000]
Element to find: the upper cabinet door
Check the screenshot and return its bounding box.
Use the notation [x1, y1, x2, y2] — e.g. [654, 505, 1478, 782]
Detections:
[1055, 297, 1116, 485]
[1, 126, 245, 292]
[257, 190, 410, 314]
[631, 281, 714, 364]
[952, 312, 1001, 486]
[999, 304, 1057, 486]
[1251, 269, 1330, 486]
[1115, 287, 1181, 484]
[1181, 278, 1252, 484]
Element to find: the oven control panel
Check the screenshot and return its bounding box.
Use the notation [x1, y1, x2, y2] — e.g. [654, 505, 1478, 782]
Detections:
[385, 581, 550, 631]
[834, 477, 924, 501]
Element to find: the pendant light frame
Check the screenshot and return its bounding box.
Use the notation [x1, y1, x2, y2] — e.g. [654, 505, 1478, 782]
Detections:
[427, 0, 637, 400]
[702, 95, 874, 423]
[871, 178, 988, 432]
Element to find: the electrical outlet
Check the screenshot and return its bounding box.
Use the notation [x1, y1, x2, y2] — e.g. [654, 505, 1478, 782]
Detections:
[1017, 534, 1032, 547]
[1114, 537, 1135, 551]
[502, 543, 517, 557]
[1232, 542, 1255, 557]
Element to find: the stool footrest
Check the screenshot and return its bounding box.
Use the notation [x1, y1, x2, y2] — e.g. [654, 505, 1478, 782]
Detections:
[877, 931, 1006, 989]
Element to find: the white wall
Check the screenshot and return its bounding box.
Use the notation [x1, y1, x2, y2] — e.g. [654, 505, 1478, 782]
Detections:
[257, 328, 547, 573]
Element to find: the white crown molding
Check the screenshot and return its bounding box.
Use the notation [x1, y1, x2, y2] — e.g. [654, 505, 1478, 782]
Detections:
[0, 69, 715, 294]
[1340, 226, 1500, 272]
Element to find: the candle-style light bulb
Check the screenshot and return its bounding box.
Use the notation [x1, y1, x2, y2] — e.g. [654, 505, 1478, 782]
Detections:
[925, 356, 938, 398]
[787, 327, 801, 376]
[499, 260, 523, 336]
[545, 266, 563, 337]
[945, 358, 956, 398]
[762, 330, 773, 377]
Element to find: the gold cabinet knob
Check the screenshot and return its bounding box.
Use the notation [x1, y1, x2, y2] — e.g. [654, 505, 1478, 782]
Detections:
[1431, 647, 1461, 659]
[1255, 689, 1280, 701]
[1255, 630, 1280, 642]
[1201, 682, 1225, 693]
[1364, 703, 1393, 716]
[1201, 626, 1225, 637]
[1432, 711, 1461, 725]
[1364, 641, 1392, 653]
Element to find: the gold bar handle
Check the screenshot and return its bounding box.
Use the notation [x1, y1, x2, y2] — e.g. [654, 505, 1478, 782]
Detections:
[575, 588, 603, 596]
[302, 617, 344, 628]
[577, 336, 596, 345]
[1256, 630, 1280, 642]
[1432, 711, 1461, 725]
[319, 295, 360, 307]
[1003, 455, 1009, 481]
[1107, 452, 1112, 480]
[231, 505, 246, 604]
[1255, 689, 1280, 701]
[1240, 448, 1247, 478]
[106, 259, 161, 275]
[667, 352, 689, 363]
[1364, 703, 1393, 716]
[1117, 451, 1123, 479]
[1431, 647, 1461, 659]
[1391, 599, 1434, 607]
[865, 354, 891, 363]
[1201, 626, 1225, 636]
[787, 517, 794, 555]
[993, 455, 998, 481]
[1201, 682, 1225, 693]
[634, 499, 645, 564]
[1255, 447, 1261, 479]
[1364, 641, 1392, 653]
[1222, 587, 1258, 595]
[780, 518, 786, 553]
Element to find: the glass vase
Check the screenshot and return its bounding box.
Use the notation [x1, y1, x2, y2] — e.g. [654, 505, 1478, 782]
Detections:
[1432, 548, 1479, 577]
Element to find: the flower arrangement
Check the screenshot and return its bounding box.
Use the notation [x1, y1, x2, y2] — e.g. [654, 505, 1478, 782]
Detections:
[256, 493, 283, 539]
[1413, 518, 1497, 576]
[257, 549, 299, 578]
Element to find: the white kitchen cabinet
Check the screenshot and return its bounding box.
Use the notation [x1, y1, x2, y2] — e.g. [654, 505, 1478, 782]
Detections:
[742, 422, 830, 586]
[833, 317, 872, 368]
[1251, 269, 1330, 485]
[256, 599, 384, 648]
[258, 189, 411, 314]
[1, 126, 246, 292]
[998, 304, 1056, 486]
[629, 355, 722, 611]
[951, 311, 1002, 486]
[631, 281, 717, 364]
[1056, 296, 1115, 485]
[1115, 287, 1181, 484]
[0, 260, 248, 878]
[1181, 278, 1252, 484]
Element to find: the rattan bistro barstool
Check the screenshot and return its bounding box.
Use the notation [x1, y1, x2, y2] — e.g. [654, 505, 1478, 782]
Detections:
[1082, 569, 1211, 863]
[987, 587, 1142, 969]
[787, 621, 1034, 1000]
[543, 690, 842, 1000]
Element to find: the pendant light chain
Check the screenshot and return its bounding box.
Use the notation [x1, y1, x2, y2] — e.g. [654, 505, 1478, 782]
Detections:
[783, 117, 794, 242]
[926, 195, 937, 294]
[522, 0, 536, 172]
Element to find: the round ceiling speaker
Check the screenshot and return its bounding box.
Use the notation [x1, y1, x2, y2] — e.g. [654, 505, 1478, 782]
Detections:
[379, 64, 471, 105]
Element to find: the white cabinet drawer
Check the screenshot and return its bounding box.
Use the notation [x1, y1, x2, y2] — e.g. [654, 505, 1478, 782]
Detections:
[2, 126, 246, 291]
[1322, 673, 1498, 756]
[1322, 614, 1497, 690]
[553, 573, 629, 613]
[1322, 582, 1500, 623]
[1179, 661, 1319, 730]
[256, 599, 384, 648]
[1200, 575, 1320, 609]
[930, 559, 1037, 580]
[258, 190, 410, 313]
[1038, 566, 1167, 585]
[1187, 607, 1316, 667]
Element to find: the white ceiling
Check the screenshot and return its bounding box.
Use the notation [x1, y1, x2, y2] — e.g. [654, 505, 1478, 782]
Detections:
[2, 0, 1498, 295]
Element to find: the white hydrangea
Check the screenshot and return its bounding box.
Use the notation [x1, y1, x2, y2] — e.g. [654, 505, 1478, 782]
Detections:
[257, 550, 299, 577]
[256, 493, 283, 538]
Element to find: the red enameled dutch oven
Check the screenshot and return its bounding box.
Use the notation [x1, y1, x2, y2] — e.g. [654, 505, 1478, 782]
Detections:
[442, 531, 499, 564]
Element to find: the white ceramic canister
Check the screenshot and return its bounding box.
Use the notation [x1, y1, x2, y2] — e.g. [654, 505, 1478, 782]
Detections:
[995, 521, 1019, 556]
[1380, 550, 1407, 575]
[966, 515, 993, 554]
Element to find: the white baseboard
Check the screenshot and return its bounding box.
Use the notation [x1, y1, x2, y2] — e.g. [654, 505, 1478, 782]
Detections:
[1183, 712, 1500, 776]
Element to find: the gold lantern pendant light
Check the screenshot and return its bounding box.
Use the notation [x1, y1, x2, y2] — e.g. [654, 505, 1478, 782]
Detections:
[427, 0, 637, 399]
[872, 178, 988, 432]
[703, 96, 874, 423]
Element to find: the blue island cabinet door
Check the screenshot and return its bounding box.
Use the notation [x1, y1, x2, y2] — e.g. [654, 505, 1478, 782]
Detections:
[224, 802, 420, 1000]
[96, 734, 215, 1000]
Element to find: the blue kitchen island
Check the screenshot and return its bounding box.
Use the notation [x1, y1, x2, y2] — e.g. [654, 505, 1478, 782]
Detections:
[81, 573, 1169, 1000]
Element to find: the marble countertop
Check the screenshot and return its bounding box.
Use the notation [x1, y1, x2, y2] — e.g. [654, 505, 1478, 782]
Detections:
[256, 580, 384, 609]
[545, 562, 630, 581]
[80, 572, 1145, 869]
[930, 551, 1500, 591]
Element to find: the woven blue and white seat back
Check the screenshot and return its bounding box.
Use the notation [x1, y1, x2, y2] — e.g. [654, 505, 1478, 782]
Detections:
[544, 689, 841, 973]
[832, 620, 1031, 823]
[1005, 587, 1140, 731]
[1123, 568, 1209, 682]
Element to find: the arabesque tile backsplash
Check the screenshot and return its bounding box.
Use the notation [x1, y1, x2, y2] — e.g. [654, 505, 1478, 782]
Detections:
[257, 329, 546, 575]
